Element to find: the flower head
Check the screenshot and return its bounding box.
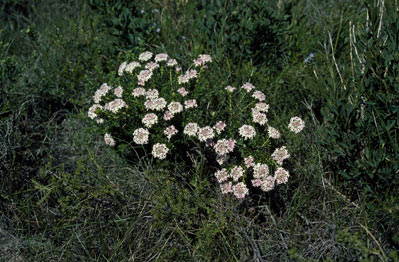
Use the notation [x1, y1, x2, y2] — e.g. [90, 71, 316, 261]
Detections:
[260, 176, 275, 192]
[241, 82, 255, 93]
[166, 59, 178, 67]
[244, 156, 255, 168]
[271, 146, 290, 165]
[253, 163, 269, 179]
[152, 143, 169, 159]
[104, 99, 127, 113]
[139, 51, 153, 62]
[154, 53, 168, 62]
[197, 126, 214, 142]
[133, 128, 149, 145]
[238, 125, 256, 140]
[255, 102, 269, 112]
[213, 121, 226, 134]
[114, 86, 123, 98]
[214, 139, 235, 156]
[142, 113, 158, 128]
[164, 125, 178, 140]
[230, 166, 244, 182]
[125, 62, 140, 73]
[220, 182, 233, 194]
[104, 133, 115, 146]
[274, 167, 290, 185]
[184, 123, 199, 137]
[232, 182, 249, 198]
[184, 99, 197, 109]
[168, 101, 183, 115]
[132, 87, 146, 97]
[145, 62, 160, 71]
[88, 104, 103, 119]
[252, 90, 266, 101]
[268, 126, 280, 139]
[225, 86, 236, 93]
[178, 88, 189, 97]
[137, 69, 153, 84]
[288, 117, 305, 133]
[215, 169, 229, 183]
[118, 61, 127, 76]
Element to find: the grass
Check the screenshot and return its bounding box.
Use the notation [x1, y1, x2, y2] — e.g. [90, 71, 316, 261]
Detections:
[1, 0, 398, 261]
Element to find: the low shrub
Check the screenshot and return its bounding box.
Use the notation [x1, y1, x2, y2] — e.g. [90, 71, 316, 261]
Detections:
[88, 51, 305, 199]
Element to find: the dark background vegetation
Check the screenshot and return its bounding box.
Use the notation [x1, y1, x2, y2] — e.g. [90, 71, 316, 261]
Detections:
[1, 0, 398, 261]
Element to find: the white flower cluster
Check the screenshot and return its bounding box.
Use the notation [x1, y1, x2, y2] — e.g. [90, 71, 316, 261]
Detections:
[193, 54, 212, 67]
[178, 69, 198, 84]
[133, 128, 149, 145]
[89, 52, 305, 201]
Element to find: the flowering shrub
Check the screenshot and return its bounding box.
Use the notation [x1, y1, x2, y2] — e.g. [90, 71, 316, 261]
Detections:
[88, 51, 304, 199]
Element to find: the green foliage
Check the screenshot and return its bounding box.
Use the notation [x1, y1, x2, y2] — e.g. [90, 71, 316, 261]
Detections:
[320, 1, 399, 198]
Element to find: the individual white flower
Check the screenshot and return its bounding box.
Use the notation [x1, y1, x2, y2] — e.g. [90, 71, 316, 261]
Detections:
[125, 61, 140, 73]
[137, 69, 153, 84]
[96, 118, 104, 124]
[104, 133, 115, 146]
[288, 117, 305, 133]
[104, 99, 127, 113]
[197, 126, 214, 142]
[271, 146, 290, 165]
[142, 113, 158, 128]
[215, 168, 229, 183]
[164, 125, 178, 140]
[166, 58, 177, 67]
[132, 87, 146, 97]
[252, 90, 266, 101]
[274, 167, 290, 185]
[230, 166, 244, 182]
[213, 121, 226, 134]
[177, 87, 188, 96]
[88, 104, 103, 119]
[184, 99, 197, 109]
[133, 128, 149, 145]
[168, 101, 183, 115]
[260, 176, 275, 192]
[225, 86, 236, 93]
[139, 51, 153, 62]
[118, 61, 127, 76]
[232, 182, 249, 199]
[253, 163, 269, 179]
[114, 86, 123, 98]
[255, 102, 269, 112]
[154, 53, 168, 62]
[238, 125, 256, 140]
[152, 143, 169, 159]
[145, 61, 159, 71]
[183, 123, 199, 136]
[220, 182, 233, 194]
[146, 89, 159, 99]
[268, 126, 280, 139]
[241, 82, 255, 93]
